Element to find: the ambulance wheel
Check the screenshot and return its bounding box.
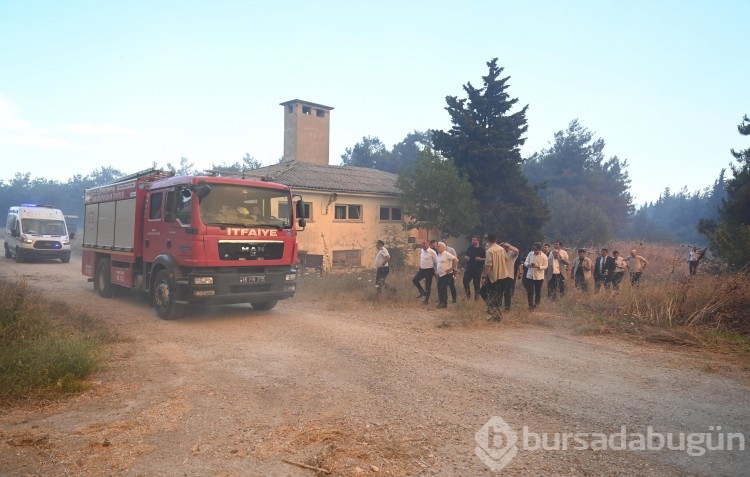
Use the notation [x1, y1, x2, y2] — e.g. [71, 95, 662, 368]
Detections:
[250, 300, 277, 311]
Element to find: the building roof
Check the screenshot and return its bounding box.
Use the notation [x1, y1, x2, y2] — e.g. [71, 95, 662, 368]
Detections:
[237, 161, 401, 196]
[279, 99, 334, 111]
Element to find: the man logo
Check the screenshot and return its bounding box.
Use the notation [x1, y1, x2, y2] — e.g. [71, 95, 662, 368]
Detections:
[475, 416, 519, 472]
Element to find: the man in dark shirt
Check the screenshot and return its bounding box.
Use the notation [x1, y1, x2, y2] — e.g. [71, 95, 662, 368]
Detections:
[594, 247, 617, 292]
[462, 235, 485, 300]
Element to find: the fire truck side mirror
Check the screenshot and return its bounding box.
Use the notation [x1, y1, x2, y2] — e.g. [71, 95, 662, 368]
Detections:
[295, 199, 306, 229]
[194, 184, 211, 202]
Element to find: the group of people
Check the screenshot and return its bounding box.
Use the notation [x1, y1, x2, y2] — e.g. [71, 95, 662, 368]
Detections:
[374, 236, 651, 320]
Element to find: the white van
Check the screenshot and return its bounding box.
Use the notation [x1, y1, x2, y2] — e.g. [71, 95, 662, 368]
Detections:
[4, 205, 72, 263]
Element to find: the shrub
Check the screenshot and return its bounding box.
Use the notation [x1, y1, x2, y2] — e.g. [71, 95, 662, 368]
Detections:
[0, 279, 106, 398]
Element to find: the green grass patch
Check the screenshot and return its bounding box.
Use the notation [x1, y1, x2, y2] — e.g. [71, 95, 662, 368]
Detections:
[0, 279, 109, 399]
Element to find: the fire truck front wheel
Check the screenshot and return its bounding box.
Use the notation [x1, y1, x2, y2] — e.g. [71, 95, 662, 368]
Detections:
[153, 269, 181, 320]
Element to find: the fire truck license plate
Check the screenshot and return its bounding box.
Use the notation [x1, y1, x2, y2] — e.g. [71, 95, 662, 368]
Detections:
[239, 275, 265, 284]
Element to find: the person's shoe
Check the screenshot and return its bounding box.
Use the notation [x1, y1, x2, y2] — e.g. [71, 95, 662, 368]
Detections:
[422, 298, 429, 305]
[437, 303, 447, 309]
[452, 299, 456, 304]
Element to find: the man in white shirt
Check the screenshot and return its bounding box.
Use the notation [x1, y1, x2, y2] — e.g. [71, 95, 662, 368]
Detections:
[546, 247, 569, 300]
[374, 240, 391, 293]
[435, 242, 458, 309]
[443, 241, 458, 303]
[412, 239, 438, 304]
[524, 242, 548, 310]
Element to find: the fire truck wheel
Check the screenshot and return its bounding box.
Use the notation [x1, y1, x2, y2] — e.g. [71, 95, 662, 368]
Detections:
[14, 247, 24, 263]
[4, 244, 10, 259]
[95, 259, 115, 298]
[250, 300, 278, 311]
[153, 269, 181, 320]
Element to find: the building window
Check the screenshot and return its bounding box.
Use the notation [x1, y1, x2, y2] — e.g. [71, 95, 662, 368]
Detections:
[332, 250, 361, 269]
[316, 108, 325, 118]
[300, 202, 311, 219]
[379, 206, 402, 221]
[302, 105, 311, 115]
[287, 104, 293, 113]
[334, 204, 361, 220]
[280, 201, 312, 220]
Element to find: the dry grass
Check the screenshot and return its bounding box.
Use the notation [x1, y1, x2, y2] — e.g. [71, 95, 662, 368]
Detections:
[253, 419, 436, 476]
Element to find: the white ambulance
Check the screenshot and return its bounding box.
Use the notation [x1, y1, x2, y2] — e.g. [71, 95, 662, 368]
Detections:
[4, 205, 72, 263]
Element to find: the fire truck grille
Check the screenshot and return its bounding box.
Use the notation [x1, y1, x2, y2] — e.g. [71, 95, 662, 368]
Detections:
[34, 241, 63, 250]
[218, 242, 284, 261]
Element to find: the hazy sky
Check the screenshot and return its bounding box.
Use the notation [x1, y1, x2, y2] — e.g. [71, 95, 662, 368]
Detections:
[1, 1, 747, 205]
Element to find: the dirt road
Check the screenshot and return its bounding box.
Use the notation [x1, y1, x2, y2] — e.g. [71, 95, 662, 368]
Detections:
[1, 256, 748, 476]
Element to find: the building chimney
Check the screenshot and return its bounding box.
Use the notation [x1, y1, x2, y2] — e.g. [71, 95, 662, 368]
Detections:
[280, 99, 334, 166]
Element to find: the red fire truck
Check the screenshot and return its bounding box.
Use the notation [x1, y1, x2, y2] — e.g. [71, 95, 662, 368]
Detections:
[82, 168, 306, 319]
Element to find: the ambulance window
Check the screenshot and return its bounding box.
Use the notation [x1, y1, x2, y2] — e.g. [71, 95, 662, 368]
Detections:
[150, 193, 163, 220]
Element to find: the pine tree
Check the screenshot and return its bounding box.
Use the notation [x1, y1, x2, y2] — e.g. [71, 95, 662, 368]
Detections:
[523, 119, 633, 239]
[699, 115, 750, 270]
[433, 59, 548, 245]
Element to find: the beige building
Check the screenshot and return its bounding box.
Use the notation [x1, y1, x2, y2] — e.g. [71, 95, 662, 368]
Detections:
[244, 160, 416, 271]
[236, 99, 425, 271]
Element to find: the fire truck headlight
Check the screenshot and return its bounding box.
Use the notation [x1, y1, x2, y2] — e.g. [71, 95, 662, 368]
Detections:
[21, 236, 33, 244]
[285, 273, 296, 281]
[193, 276, 214, 285]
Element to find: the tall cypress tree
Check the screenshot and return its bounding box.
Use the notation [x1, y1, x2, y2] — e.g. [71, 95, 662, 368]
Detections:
[433, 59, 548, 245]
[699, 115, 750, 270]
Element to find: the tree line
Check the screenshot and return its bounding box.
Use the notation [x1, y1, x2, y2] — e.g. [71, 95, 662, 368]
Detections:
[2, 60, 747, 269]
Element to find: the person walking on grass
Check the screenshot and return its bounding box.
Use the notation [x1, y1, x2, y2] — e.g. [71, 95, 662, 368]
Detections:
[524, 242, 548, 310]
[688, 246, 699, 276]
[594, 247, 616, 293]
[625, 249, 649, 286]
[412, 239, 437, 304]
[435, 242, 458, 309]
[374, 240, 392, 295]
[444, 242, 458, 303]
[612, 250, 627, 290]
[481, 234, 509, 321]
[463, 235, 485, 301]
[571, 248, 593, 292]
[500, 241, 520, 310]
[546, 247, 569, 300]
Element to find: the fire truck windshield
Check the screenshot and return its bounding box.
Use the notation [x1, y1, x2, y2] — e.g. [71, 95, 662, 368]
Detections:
[198, 184, 292, 228]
